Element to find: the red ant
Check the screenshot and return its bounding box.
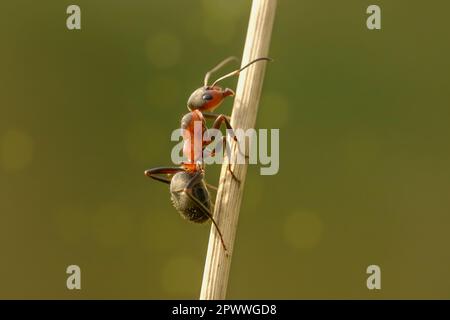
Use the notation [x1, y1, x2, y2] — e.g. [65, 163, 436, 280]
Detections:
[145, 57, 271, 251]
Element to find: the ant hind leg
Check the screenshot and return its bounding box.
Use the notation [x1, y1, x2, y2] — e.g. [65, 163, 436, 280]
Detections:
[181, 171, 228, 252]
[144, 166, 184, 184]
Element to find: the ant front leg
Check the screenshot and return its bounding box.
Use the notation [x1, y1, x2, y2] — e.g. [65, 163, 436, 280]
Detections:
[144, 166, 185, 184]
[210, 114, 249, 183]
[202, 112, 231, 122]
[204, 113, 248, 159]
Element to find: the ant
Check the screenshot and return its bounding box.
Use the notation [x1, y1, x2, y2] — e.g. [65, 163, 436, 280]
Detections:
[145, 57, 271, 252]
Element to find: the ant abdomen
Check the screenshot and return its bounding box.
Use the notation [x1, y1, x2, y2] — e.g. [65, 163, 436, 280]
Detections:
[169, 171, 211, 223]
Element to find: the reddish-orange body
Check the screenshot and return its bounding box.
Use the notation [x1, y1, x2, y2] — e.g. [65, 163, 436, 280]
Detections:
[180, 110, 208, 172]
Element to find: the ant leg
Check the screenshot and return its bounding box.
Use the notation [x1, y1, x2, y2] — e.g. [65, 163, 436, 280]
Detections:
[185, 190, 227, 252]
[213, 135, 240, 184]
[205, 182, 218, 192]
[212, 115, 246, 183]
[202, 112, 231, 122]
[203, 114, 244, 183]
[203, 134, 240, 184]
[144, 167, 184, 184]
[227, 163, 240, 183]
[212, 114, 233, 132]
[216, 135, 241, 183]
[181, 171, 227, 252]
[221, 134, 248, 161]
[206, 113, 248, 159]
[203, 113, 235, 144]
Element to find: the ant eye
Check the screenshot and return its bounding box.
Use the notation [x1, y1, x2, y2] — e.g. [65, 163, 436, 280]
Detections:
[202, 94, 213, 101]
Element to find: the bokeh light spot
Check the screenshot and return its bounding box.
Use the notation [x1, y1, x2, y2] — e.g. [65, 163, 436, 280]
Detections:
[147, 76, 180, 109]
[146, 32, 181, 68]
[53, 206, 91, 245]
[161, 255, 202, 297]
[202, 18, 237, 46]
[201, 0, 247, 46]
[91, 203, 133, 248]
[283, 211, 323, 250]
[0, 129, 33, 172]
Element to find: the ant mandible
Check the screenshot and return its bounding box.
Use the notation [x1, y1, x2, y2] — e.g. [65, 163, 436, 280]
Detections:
[145, 57, 271, 252]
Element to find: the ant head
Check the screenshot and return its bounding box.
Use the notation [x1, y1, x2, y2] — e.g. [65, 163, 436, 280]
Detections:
[187, 56, 271, 112]
[187, 86, 234, 112]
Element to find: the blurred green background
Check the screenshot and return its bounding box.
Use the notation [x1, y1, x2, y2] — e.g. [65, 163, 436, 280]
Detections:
[1, 0, 450, 299]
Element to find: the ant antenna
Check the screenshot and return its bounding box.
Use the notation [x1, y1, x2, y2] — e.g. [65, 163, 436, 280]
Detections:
[204, 56, 239, 87]
[211, 57, 272, 87]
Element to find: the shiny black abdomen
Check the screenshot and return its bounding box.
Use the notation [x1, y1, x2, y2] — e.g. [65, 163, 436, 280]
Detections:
[169, 171, 211, 223]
